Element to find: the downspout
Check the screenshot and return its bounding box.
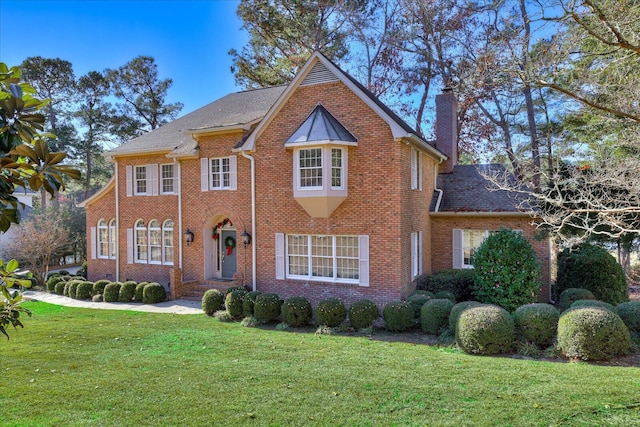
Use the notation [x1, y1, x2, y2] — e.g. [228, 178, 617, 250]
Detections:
[434, 160, 444, 212]
[115, 159, 120, 282]
[176, 158, 183, 270]
[241, 150, 257, 291]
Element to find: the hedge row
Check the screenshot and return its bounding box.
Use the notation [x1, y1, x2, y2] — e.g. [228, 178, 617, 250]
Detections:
[46, 273, 166, 304]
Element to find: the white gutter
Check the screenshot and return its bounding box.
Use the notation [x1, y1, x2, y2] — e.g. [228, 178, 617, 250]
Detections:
[241, 150, 257, 291]
[434, 163, 444, 213]
[115, 160, 120, 282]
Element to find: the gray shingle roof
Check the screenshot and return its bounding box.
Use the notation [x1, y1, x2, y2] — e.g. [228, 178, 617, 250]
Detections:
[107, 85, 286, 156]
[431, 164, 525, 213]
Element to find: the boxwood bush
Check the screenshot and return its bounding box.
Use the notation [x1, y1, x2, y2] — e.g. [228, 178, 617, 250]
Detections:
[570, 299, 617, 314]
[557, 306, 630, 360]
[407, 293, 432, 318]
[556, 243, 628, 305]
[142, 282, 166, 304]
[242, 291, 261, 317]
[75, 281, 94, 300]
[93, 279, 111, 295]
[558, 288, 596, 311]
[254, 293, 282, 323]
[383, 301, 414, 332]
[119, 281, 137, 302]
[415, 269, 474, 302]
[103, 282, 121, 302]
[616, 301, 640, 333]
[134, 283, 147, 302]
[513, 303, 559, 347]
[434, 291, 456, 302]
[315, 298, 346, 327]
[472, 228, 541, 312]
[420, 298, 455, 334]
[348, 299, 379, 330]
[202, 289, 225, 316]
[225, 289, 248, 319]
[281, 297, 313, 327]
[54, 281, 66, 295]
[67, 280, 82, 299]
[449, 301, 484, 334]
[456, 305, 515, 355]
[46, 275, 65, 292]
[225, 286, 247, 295]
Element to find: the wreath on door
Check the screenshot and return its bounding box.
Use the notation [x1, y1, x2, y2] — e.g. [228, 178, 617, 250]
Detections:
[224, 236, 236, 255]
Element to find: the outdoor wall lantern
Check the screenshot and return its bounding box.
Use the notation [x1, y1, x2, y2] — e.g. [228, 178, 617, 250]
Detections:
[184, 228, 194, 246]
[241, 229, 252, 248]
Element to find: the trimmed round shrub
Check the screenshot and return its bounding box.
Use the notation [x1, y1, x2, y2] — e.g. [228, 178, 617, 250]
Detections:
[242, 291, 261, 317]
[420, 298, 455, 334]
[76, 261, 87, 278]
[225, 286, 247, 295]
[54, 281, 66, 295]
[415, 269, 475, 302]
[103, 282, 121, 302]
[67, 280, 81, 299]
[348, 299, 379, 330]
[383, 301, 414, 332]
[281, 297, 313, 327]
[119, 282, 137, 302]
[513, 303, 559, 347]
[409, 290, 436, 299]
[92, 294, 103, 302]
[434, 291, 456, 302]
[557, 307, 630, 360]
[93, 279, 111, 295]
[225, 289, 248, 319]
[134, 283, 147, 302]
[449, 301, 484, 334]
[456, 305, 515, 355]
[571, 299, 617, 314]
[142, 282, 166, 304]
[616, 301, 640, 333]
[315, 298, 347, 327]
[254, 293, 282, 323]
[558, 288, 596, 311]
[472, 228, 541, 312]
[75, 281, 94, 300]
[407, 293, 432, 318]
[556, 243, 628, 305]
[58, 270, 70, 276]
[202, 289, 225, 316]
[46, 274, 65, 292]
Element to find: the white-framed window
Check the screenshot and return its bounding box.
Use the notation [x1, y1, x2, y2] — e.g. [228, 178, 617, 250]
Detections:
[134, 166, 147, 195]
[410, 148, 422, 190]
[108, 219, 117, 259]
[411, 231, 423, 278]
[160, 164, 175, 194]
[134, 220, 147, 263]
[452, 229, 514, 269]
[162, 219, 174, 265]
[295, 147, 347, 191]
[148, 220, 162, 264]
[331, 148, 344, 189]
[299, 148, 323, 189]
[200, 156, 237, 191]
[285, 234, 360, 283]
[98, 219, 109, 259]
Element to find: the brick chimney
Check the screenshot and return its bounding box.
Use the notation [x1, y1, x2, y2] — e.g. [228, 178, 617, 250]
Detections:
[435, 88, 458, 173]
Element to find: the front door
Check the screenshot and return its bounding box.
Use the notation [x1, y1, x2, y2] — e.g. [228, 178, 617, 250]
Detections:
[220, 229, 237, 279]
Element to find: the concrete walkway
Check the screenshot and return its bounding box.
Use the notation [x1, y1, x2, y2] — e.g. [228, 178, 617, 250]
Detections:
[23, 290, 203, 315]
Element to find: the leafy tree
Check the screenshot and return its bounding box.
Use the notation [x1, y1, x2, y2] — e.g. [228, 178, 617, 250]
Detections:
[229, 0, 352, 88]
[107, 55, 182, 138]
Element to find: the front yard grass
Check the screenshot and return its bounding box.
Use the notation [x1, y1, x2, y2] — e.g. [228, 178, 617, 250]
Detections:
[1, 302, 640, 426]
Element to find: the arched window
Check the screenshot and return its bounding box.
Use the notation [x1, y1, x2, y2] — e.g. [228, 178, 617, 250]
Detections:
[108, 219, 117, 259]
[162, 219, 174, 264]
[97, 219, 108, 258]
[134, 220, 147, 262]
[148, 220, 161, 263]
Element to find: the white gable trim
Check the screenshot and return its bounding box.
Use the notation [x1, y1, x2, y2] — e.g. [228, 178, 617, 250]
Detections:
[239, 52, 443, 159]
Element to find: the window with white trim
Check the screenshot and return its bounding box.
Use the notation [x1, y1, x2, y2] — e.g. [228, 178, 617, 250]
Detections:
[296, 147, 347, 190]
[299, 148, 323, 188]
[134, 220, 147, 262]
[411, 231, 423, 278]
[410, 148, 422, 190]
[162, 219, 174, 264]
[98, 219, 109, 259]
[160, 164, 175, 194]
[148, 220, 162, 264]
[108, 219, 117, 259]
[134, 166, 147, 195]
[200, 156, 237, 191]
[331, 148, 344, 189]
[286, 234, 359, 283]
[453, 229, 515, 269]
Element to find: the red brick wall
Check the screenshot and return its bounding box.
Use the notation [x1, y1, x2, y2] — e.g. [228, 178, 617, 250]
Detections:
[430, 215, 552, 302]
[85, 186, 117, 282]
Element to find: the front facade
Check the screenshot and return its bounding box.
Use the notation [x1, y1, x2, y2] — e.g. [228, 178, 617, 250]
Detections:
[82, 53, 552, 307]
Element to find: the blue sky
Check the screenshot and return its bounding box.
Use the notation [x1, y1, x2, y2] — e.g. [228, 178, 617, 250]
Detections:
[0, 0, 248, 115]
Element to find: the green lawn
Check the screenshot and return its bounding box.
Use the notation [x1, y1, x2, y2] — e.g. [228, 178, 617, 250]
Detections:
[1, 302, 640, 427]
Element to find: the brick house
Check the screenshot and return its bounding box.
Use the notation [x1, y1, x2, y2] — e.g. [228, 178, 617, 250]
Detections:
[80, 52, 551, 306]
